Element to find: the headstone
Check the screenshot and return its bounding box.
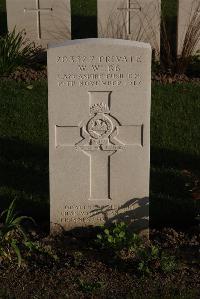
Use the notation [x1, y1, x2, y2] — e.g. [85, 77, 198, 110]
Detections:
[98, 0, 161, 58]
[6, 0, 71, 48]
[177, 0, 200, 55]
[48, 38, 151, 233]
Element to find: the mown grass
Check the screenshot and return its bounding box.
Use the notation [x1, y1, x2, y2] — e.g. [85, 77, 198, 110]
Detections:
[0, 0, 199, 227]
[0, 81, 199, 227]
[0, 81, 49, 221]
[151, 83, 200, 226]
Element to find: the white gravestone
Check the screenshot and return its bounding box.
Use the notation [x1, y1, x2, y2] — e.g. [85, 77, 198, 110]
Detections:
[6, 0, 71, 48]
[177, 0, 200, 56]
[98, 0, 160, 58]
[48, 39, 151, 233]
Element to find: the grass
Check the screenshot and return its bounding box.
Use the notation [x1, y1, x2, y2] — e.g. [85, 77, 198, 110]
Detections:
[0, 80, 199, 227]
[0, 0, 199, 227]
[151, 83, 200, 226]
[0, 81, 49, 222]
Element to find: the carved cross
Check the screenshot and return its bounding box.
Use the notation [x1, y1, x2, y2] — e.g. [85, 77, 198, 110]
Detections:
[118, 0, 141, 35]
[24, 0, 53, 39]
[56, 91, 143, 201]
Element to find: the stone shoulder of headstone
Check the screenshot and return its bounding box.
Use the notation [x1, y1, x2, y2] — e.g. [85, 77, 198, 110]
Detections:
[48, 37, 152, 49]
[48, 38, 151, 235]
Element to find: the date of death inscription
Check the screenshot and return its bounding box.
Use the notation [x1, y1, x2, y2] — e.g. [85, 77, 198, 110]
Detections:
[55, 55, 144, 88]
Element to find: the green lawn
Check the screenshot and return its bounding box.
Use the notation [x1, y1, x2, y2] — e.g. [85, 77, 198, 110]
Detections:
[0, 0, 199, 227]
[0, 81, 199, 227]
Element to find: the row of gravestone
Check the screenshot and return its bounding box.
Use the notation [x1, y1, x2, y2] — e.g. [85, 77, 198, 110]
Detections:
[6, 0, 200, 56]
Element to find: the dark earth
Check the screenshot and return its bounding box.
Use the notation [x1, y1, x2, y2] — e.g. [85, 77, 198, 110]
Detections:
[0, 226, 199, 299]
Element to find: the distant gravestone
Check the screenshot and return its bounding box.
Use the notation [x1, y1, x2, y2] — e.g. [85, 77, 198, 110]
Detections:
[48, 39, 151, 233]
[177, 0, 200, 55]
[6, 0, 71, 48]
[98, 0, 161, 58]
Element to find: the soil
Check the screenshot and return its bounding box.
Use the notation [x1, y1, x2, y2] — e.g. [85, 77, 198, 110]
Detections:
[8, 66, 47, 82]
[152, 73, 200, 84]
[0, 227, 199, 299]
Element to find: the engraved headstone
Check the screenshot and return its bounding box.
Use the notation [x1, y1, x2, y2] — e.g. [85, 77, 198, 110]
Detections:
[6, 0, 71, 48]
[98, 0, 161, 58]
[48, 39, 151, 233]
[177, 0, 200, 55]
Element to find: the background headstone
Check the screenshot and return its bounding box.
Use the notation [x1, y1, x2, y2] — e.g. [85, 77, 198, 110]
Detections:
[177, 0, 200, 56]
[48, 38, 151, 233]
[6, 0, 71, 48]
[98, 0, 160, 58]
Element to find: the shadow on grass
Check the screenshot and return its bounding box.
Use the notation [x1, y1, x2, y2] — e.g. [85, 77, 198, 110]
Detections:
[0, 137, 49, 222]
[160, 0, 178, 67]
[0, 11, 7, 36]
[72, 15, 97, 39]
[0, 137, 199, 229]
[150, 146, 199, 228]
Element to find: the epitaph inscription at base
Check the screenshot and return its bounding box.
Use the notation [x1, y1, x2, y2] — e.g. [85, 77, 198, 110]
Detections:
[48, 39, 151, 232]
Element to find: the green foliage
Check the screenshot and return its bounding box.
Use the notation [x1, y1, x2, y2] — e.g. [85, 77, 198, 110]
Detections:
[0, 28, 35, 76]
[160, 253, 177, 273]
[78, 278, 104, 294]
[0, 198, 35, 266]
[0, 199, 59, 267]
[96, 222, 141, 251]
[24, 240, 59, 262]
[73, 251, 84, 267]
[136, 245, 176, 275]
[96, 222, 176, 276]
[0, 287, 14, 299]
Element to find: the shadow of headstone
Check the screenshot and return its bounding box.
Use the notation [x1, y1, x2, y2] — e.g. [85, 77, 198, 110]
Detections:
[150, 146, 199, 228]
[72, 15, 97, 39]
[71, 0, 97, 39]
[0, 137, 49, 222]
[0, 11, 7, 35]
[160, 0, 178, 67]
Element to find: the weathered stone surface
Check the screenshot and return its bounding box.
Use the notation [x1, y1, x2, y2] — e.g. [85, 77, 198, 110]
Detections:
[177, 0, 200, 55]
[6, 0, 71, 48]
[97, 0, 160, 58]
[48, 39, 151, 233]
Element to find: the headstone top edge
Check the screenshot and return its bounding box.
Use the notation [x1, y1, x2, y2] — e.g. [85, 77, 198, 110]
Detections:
[48, 38, 152, 50]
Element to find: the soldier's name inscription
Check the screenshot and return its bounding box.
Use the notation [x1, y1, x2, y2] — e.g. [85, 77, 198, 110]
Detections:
[56, 55, 143, 88]
[56, 55, 142, 64]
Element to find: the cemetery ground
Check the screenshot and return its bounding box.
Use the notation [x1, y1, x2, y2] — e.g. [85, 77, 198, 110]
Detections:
[0, 0, 200, 298]
[0, 79, 199, 298]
